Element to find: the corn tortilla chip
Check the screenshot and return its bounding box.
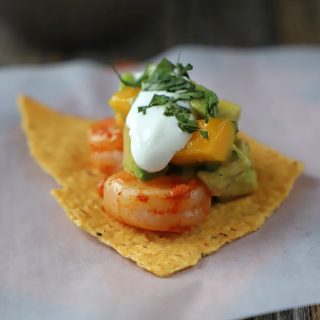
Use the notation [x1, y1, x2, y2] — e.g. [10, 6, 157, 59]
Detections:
[19, 95, 303, 277]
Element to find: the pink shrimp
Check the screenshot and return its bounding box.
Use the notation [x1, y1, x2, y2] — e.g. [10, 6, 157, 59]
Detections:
[103, 170, 211, 232]
[88, 118, 123, 174]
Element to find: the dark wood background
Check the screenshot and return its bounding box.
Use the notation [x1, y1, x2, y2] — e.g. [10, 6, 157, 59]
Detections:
[0, 0, 320, 65]
[0, 0, 319, 319]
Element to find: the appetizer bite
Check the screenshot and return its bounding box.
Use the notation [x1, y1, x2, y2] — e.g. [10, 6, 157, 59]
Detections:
[19, 58, 302, 276]
[89, 58, 258, 231]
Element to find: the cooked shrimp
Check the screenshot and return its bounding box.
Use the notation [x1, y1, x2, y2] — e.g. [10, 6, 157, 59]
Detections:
[88, 118, 123, 174]
[103, 170, 211, 232]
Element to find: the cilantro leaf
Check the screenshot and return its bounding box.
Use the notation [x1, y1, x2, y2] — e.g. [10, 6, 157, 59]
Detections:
[177, 117, 199, 133]
[150, 94, 170, 106]
[112, 63, 154, 88]
[122, 57, 220, 135]
[138, 94, 198, 134]
[138, 105, 149, 115]
[141, 58, 195, 92]
[174, 91, 204, 101]
[175, 63, 193, 78]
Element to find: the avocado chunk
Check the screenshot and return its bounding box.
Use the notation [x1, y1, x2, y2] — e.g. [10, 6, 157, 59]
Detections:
[218, 168, 258, 201]
[197, 139, 258, 199]
[190, 98, 240, 121]
[198, 167, 258, 201]
[123, 126, 167, 181]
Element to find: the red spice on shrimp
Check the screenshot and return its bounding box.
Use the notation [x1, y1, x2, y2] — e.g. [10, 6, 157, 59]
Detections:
[88, 118, 123, 174]
[136, 193, 149, 202]
[103, 171, 211, 232]
[97, 179, 107, 197]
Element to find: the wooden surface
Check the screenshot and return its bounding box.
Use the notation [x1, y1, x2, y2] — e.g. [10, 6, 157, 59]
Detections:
[246, 305, 320, 320]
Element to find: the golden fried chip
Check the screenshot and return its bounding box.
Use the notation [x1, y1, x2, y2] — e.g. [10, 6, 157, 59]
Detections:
[19, 95, 303, 277]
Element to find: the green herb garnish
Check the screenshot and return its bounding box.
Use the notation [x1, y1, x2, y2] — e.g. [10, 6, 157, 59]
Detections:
[138, 94, 199, 134]
[113, 63, 154, 88]
[141, 58, 196, 92]
[137, 94, 170, 115]
[175, 63, 193, 78]
[119, 58, 220, 134]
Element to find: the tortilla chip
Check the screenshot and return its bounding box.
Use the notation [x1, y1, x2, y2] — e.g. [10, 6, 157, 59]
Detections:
[19, 95, 303, 277]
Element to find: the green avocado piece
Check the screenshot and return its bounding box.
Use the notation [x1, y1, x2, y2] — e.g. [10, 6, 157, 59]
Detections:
[197, 167, 258, 200]
[235, 138, 252, 162]
[197, 139, 258, 199]
[190, 98, 240, 121]
[222, 143, 251, 176]
[123, 126, 167, 181]
[218, 168, 258, 201]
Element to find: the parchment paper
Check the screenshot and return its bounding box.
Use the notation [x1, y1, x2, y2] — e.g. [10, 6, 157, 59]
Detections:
[1, 46, 319, 320]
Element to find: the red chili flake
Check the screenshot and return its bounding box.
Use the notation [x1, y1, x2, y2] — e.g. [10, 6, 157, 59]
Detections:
[136, 193, 149, 202]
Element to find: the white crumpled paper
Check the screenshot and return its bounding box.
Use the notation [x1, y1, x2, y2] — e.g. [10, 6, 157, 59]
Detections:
[0, 46, 319, 320]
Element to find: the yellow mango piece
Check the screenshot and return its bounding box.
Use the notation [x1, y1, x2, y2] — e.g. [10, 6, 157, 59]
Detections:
[172, 118, 235, 165]
[108, 86, 140, 118]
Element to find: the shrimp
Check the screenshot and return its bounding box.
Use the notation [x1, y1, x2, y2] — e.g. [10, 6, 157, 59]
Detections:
[103, 170, 211, 232]
[88, 118, 123, 174]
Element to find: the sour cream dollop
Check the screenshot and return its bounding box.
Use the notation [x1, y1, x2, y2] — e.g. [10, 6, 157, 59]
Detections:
[126, 91, 193, 173]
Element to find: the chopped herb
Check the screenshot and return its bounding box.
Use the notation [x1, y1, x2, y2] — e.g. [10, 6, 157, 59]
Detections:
[200, 130, 209, 139]
[118, 57, 220, 135]
[150, 94, 169, 106]
[137, 93, 199, 134]
[138, 95, 170, 115]
[175, 62, 193, 78]
[137, 105, 149, 115]
[113, 66, 140, 87]
[112, 63, 153, 88]
[173, 91, 204, 101]
[203, 89, 219, 122]
[139, 94, 198, 134]
[177, 117, 199, 133]
[141, 58, 196, 92]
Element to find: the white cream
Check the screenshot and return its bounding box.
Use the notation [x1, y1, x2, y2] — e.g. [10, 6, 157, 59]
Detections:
[126, 91, 193, 172]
